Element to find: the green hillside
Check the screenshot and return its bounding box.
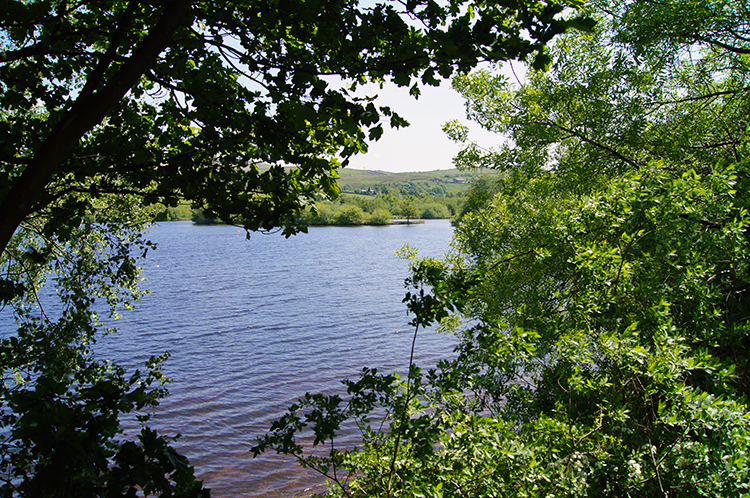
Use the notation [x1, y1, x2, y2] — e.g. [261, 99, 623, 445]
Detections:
[335, 168, 475, 195]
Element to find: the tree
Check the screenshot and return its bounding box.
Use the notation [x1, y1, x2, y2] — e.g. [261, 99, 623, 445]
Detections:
[255, 1, 750, 496]
[423, 0, 750, 494]
[370, 208, 393, 225]
[446, 0, 749, 193]
[0, 0, 591, 254]
[1, 0, 592, 494]
[399, 197, 420, 223]
[335, 204, 367, 225]
[0, 197, 209, 496]
[419, 202, 450, 219]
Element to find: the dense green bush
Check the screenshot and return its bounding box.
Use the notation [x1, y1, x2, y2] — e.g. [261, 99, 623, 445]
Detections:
[254, 1, 750, 496]
[334, 205, 367, 225]
[155, 203, 193, 221]
[191, 211, 222, 225]
[419, 203, 450, 219]
[370, 208, 393, 225]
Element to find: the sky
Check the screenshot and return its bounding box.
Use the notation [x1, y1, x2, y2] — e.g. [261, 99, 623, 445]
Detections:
[344, 80, 495, 173]
[344, 64, 519, 173]
[340, 1, 524, 173]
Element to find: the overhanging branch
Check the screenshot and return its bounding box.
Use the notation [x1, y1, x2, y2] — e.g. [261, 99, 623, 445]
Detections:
[0, 0, 193, 256]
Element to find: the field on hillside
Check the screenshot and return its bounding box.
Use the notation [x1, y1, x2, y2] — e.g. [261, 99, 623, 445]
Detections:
[335, 168, 476, 195]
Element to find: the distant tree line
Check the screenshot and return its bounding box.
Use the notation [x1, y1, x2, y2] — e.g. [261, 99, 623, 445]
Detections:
[156, 189, 473, 226]
[297, 191, 464, 225]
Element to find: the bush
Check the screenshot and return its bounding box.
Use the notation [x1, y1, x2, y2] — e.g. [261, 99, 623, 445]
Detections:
[155, 203, 194, 221]
[369, 208, 392, 225]
[191, 211, 221, 224]
[420, 203, 451, 219]
[334, 205, 366, 225]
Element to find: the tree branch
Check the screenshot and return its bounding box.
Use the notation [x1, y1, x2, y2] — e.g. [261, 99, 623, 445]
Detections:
[0, 44, 55, 64]
[74, 0, 140, 106]
[648, 88, 748, 106]
[696, 36, 750, 55]
[0, 0, 193, 255]
[541, 119, 639, 168]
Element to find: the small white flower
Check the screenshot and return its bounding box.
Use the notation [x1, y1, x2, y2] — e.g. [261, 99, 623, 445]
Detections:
[627, 459, 642, 480]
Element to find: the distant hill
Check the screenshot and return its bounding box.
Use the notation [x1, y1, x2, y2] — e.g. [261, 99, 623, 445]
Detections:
[335, 168, 476, 195]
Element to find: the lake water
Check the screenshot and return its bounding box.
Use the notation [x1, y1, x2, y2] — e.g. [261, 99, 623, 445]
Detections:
[86, 220, 457, 496]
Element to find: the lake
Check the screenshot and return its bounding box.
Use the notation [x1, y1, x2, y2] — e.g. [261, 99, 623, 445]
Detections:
[89, 220, 458, 497]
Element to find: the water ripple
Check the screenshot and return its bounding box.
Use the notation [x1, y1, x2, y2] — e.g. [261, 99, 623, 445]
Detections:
[91, 221, 455, 497]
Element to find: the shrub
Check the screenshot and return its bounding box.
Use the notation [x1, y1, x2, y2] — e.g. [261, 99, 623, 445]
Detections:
[334, 205, 366, 225]
[369, 209, 392, 225]
[420, 203, 451, 219]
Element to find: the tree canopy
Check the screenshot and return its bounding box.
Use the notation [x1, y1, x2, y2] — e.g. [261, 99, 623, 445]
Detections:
[0, 0, 590, 254]
[0, 0, 592, 495]
[255, 0, 750, 496]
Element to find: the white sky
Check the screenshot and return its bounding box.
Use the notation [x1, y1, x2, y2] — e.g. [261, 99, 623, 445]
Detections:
[345, 60, 525, 173]
[345, 80, 494, 173]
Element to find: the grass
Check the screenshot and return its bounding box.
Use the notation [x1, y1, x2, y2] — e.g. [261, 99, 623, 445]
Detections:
[335, 168, 475, 195]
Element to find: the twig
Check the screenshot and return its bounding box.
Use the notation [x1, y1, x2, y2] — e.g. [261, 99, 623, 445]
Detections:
[386, 321, 421, 497]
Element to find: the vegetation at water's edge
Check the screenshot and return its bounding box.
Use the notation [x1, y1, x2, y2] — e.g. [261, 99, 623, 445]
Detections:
[296, 192, 457, 225]
[157, 169, 489, 226]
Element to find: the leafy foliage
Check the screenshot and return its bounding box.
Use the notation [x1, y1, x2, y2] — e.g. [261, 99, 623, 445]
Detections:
[296, 190, 467, 225]
[1, 0, 588, 494]
[0, 196, 209, 496]
[254, 1, 750, 496]
[0, 0, 588, 250]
